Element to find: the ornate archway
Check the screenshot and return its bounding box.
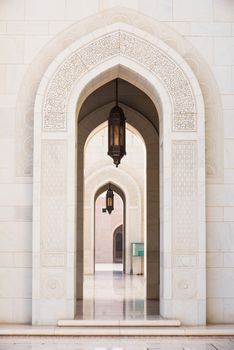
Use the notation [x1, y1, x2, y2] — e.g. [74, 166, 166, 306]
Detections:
[32, 24, 205, 325]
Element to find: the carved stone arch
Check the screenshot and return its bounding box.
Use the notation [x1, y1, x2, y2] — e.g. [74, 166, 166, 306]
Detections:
[94, 182, 126, 204]
[40, 27, 197, 132]
[32, 23, 206, 326]
[16, 7, 223, 183]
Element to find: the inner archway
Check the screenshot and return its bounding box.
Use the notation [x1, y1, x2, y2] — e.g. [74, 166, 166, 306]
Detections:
[113, 225, 123, 264]
[80, 78, 159, 313]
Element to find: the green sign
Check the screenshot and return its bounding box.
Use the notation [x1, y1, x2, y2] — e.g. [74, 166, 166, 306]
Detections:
[132, 243, 144, 257]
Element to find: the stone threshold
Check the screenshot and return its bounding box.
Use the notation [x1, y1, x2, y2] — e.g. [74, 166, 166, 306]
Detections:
[57, 319, 181, 327]
[0, 324, 234, 336]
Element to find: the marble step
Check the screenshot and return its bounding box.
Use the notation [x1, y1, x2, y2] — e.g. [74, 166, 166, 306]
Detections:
[57, 319, 181, 327]
[1, 324, 234, 336]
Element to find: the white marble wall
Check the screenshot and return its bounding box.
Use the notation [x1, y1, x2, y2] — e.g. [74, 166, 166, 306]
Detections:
[0, 0, 233, 324]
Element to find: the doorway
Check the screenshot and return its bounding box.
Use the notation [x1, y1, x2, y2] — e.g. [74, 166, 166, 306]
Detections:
[78, 78, 160, 319]
[95, 188, 124, 272]
[113, 225, 123, 264]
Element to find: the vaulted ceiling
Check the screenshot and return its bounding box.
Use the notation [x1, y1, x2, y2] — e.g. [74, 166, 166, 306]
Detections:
[79, 78, 159, 133]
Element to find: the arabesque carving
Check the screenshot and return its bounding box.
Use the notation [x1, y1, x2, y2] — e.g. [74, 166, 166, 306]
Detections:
[43, 31, 196, 132]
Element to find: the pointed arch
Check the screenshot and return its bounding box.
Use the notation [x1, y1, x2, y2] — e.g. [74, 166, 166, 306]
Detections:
[32, 22, 206, 326]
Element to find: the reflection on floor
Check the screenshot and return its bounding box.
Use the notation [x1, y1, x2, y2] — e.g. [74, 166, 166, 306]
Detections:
[76, 263, 159, 320]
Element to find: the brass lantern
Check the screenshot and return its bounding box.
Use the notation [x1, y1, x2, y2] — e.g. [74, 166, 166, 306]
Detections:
[106, 185, 114, 215]
[108, 79, 126, 167]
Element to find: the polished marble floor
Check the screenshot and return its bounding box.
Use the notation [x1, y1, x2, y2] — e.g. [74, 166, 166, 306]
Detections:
[76, 264, 159, 320]
[0, 336, 234, 350]
[2, 266, 233, 350]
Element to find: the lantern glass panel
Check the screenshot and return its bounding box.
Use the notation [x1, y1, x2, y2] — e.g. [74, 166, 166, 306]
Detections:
[109, 124, 113, 146]
[114, 124, 119, 146]
[120, 124, 124, 147]
[107, 197, 112, 207]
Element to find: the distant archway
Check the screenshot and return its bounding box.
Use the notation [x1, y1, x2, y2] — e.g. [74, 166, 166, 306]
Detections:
[113, 225, 123, 264]
[94, 183, 126, 272]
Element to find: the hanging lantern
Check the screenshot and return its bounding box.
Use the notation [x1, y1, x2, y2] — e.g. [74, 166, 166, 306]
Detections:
[106, 185, 114, 215]
[108, 79, 126, 167]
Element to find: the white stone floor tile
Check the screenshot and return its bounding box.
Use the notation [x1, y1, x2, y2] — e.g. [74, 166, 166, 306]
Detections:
[95, 263, 123, 271]
[0, 337, 234, 350]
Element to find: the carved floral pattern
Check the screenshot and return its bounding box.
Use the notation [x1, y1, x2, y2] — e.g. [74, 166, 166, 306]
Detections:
[41, 141, 67, 252]
[43, 31, 196, 132]
[172, 141, 197, 251]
